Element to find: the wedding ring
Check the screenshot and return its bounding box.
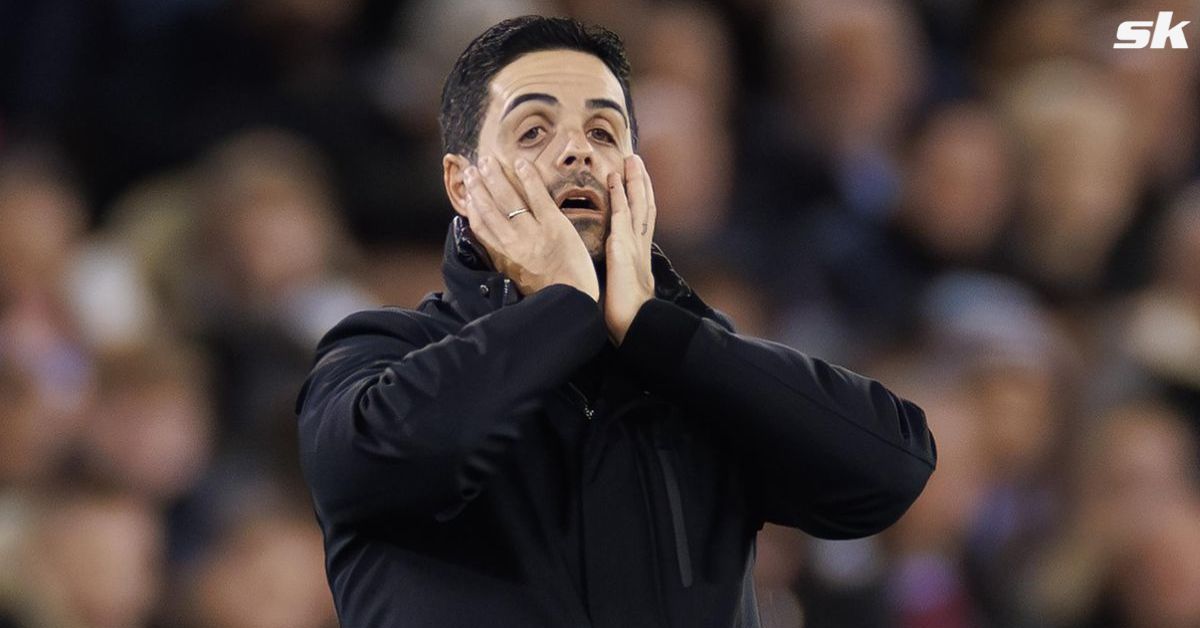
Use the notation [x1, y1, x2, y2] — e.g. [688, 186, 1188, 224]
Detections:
[506, 208, 530, 220]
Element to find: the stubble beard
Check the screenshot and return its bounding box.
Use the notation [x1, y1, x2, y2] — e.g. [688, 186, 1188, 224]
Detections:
[569, 214, 608, 263]
[549, 172, 609, 262]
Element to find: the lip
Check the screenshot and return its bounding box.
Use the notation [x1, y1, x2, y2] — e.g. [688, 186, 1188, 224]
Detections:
[554, 186, 604, 212]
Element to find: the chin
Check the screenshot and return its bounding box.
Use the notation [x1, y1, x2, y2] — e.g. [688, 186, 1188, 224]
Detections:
[586, 242, 606, 262]
[569, 216, 608, 262]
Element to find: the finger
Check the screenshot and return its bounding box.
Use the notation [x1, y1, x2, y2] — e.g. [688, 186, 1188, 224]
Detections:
[480, 156, 537, 228]
[464, 165, 516, 244]
[624, 156, 647, 237]
[607, 171, 633, 245]
[513, 158, 560, 222]
[638, 155, 657, 242]
[462, 170, 499, 248]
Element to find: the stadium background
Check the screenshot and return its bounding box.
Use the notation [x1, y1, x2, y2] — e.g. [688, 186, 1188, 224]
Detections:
[2, 0, 1200, 626]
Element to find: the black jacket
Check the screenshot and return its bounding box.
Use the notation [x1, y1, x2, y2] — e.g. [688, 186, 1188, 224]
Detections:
[295, 218, 936, 627]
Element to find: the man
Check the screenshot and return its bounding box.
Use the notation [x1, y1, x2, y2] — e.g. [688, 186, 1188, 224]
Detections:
[296, 16, 935, 628]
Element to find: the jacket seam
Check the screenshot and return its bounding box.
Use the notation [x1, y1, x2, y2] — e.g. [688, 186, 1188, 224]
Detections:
[699, 325, 936, 470]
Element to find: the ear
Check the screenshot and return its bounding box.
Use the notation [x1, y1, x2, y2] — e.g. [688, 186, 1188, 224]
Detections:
[442, 153, 473, 217]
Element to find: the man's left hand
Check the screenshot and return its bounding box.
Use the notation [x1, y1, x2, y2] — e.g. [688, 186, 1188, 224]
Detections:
[604, 155, 657, 345]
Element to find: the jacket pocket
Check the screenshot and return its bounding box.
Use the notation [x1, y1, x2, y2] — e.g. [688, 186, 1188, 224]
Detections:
[655, 446, 694, 588]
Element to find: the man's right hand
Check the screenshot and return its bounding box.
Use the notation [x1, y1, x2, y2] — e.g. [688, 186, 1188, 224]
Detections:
[461, 156, 600, 302]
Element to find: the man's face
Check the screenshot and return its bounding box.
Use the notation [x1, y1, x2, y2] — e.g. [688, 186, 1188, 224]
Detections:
[474, 49, 635, 259]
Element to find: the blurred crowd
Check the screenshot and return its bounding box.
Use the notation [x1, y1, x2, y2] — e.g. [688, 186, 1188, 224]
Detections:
[2, 0, 1200, 626]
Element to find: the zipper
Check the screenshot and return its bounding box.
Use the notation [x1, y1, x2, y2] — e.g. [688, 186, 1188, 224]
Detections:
[656, 447, 694, 588]
[567, 381, 594, 421]
[501, 278, 517, 306]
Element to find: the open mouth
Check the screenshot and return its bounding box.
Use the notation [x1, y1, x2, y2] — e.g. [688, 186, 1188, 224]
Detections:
[555, 187, 603, 213]
[561, 196, 596, 210]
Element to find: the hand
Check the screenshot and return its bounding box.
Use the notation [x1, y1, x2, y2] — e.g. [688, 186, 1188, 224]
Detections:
[604, 155, 657, 344]
[461, 156, 600, 302]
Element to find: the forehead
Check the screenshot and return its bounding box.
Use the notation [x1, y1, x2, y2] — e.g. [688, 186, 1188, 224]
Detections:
[487, 49, 624, 113]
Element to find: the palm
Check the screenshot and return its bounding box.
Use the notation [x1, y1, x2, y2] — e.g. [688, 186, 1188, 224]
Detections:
[603, 156, 657, 345]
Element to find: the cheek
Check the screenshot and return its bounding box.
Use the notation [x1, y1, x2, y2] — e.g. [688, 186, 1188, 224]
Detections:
[480, 135, 519, 162]
[595, 151, 626, 182]
[478, 123, 535, 166]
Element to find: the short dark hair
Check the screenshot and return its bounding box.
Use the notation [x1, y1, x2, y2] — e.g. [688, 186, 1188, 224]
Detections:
[439, 16, 638, 160]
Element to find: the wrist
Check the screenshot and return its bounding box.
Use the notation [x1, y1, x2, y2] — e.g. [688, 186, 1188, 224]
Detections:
[607, 294, 652, 345]
[527, 272, 598, 302]
[575, 276, 601, 302]
[616, 298, 703, 373]
[550, 279, 599, 303]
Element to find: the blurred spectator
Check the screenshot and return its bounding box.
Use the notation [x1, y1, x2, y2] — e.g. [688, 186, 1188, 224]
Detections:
[180, 513, 335, 628]
[360, 242, 447, 310]
[189, 128, 373, 452]
[920, 274, 1067, 484]
[375, 0, 556, 138]
[772, 0, 927, 216]
[77, 344, 213, 504]
[21, 491, 165, 628]
[689, 263, 773, 338]
[979, 0, 1097, 89]
[729, 0, 934, 364]
[99, 168, 205, 335]
[1124, 183, 1200, 391]
[755, 522, 808, 628]
[0, 146, 86, 300]
[1024, 400, 1200, 627]
[1110, 499, 1200, 628]
[633, 4, 735, 251]
[774, 102, 1019, 362]
[1000, 59, 1140, 297]
[194, 127, 372, 346]
[0, 147, 93, 486]
[370, 0, 557, 238]
[883, 375, 989, 628]
[893, 103, 1015, 267]
[0, 360, 62, 489]
[1107, 34, 1199, 188]
[558, 0, 651, 45]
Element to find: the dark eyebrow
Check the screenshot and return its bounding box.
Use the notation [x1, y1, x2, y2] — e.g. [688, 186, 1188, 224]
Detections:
[587, 98, 628, 126]
[502, 93, 559, 119]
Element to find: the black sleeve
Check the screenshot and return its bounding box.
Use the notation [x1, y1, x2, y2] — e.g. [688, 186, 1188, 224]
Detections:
[616, 298, 936, 539]
[296, 285, 608, 525]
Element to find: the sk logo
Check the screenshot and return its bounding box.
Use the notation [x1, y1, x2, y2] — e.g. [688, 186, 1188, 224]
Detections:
[1114, 11, 1191, 49]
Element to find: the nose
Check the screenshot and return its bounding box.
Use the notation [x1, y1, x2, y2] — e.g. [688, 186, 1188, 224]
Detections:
[557, 130, 593, 172]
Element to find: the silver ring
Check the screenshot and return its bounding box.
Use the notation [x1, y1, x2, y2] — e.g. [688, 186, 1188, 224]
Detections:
[506, 208, 530, 220]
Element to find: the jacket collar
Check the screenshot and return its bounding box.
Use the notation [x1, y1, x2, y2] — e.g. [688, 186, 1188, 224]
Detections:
[440, 216, 514, 323]
[440, 216, 716, 323]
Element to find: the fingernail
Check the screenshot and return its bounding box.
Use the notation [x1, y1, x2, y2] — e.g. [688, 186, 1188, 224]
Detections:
[515, 159, 528, 172]
[479, 159, 491, 175]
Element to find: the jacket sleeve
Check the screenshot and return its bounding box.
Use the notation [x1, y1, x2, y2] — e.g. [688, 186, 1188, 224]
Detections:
[616, 298, 936, 539]
[296, 284, 608, 525]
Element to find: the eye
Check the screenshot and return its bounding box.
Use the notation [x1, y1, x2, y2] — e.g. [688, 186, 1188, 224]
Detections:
[588, 128, 615, 144]
[519, 126, 544, 145]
